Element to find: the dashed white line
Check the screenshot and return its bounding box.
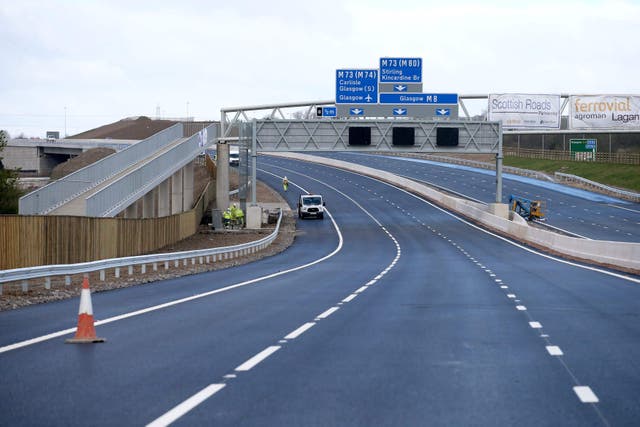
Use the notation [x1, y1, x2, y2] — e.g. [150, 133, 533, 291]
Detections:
[529, 322, 542, 329]
[342, 294, 358, 303]
[355, 286, 368, 294]
[284, 322, 316, 340]
[516, 305, 527, 311]
[316, 306, 340, 319]
[573, 386, 599, 403]
[546, 346, 564, 356]
[146, 383, 226, 427]
[235, 346, 281, 372]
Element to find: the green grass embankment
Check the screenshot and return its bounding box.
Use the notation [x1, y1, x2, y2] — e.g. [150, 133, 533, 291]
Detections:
[503, 157, 640, 192]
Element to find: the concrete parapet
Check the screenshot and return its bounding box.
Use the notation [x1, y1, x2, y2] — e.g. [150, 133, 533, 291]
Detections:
[267, 152, 640, 273]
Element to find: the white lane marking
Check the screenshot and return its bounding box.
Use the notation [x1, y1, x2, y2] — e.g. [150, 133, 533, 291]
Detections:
[516, 305, 527, 311]
[529, 322, 542, 328]
[546, 346, 564, 356]
[146, 383, 226, 427]
[342, 168, 640, 285]
[235, 346, 281, 372]
[606, 204, 640, 214]
[355, 286, 368, 293]
[1, 172, 346, 355]
[573, 386, 599, 403]
[507, 294, 516, 299]
[495, 279, 502, 283]
[284, 322, 316, 340]
[500, 285, 509, 289]
[316, 306, 340, 319]
[342, 294, 358, 303]
[366, 280, 377, 286]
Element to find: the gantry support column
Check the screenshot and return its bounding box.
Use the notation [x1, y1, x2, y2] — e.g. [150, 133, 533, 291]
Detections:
[216, 143, 230, 211]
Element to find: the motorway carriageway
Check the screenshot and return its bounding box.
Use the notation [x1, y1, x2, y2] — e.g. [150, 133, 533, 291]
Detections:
[0, 156, 639, 426]
[316, 152, 640, 243]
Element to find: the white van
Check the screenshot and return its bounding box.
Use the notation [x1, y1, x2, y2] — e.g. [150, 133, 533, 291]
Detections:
[298, 194, 325, 219]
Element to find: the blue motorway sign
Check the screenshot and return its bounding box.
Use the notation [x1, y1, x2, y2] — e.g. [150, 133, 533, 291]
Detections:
[319, 106, 337, 117]
[336, 69, 378, 104]
[379, 93, 458, 104]
[380, 57, 422, 83]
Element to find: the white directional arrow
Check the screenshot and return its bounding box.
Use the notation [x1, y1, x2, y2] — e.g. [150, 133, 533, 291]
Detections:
[350, 108, 364, 115]
[393, 108, 407, 115]
[394, 85, 407, 92]
[365, 94, 373, 102]
[436, 108, 450, 116]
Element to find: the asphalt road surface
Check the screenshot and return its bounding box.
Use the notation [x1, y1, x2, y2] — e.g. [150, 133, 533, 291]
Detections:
[315, 152, 640, 242]
[1, 156, 639, 426]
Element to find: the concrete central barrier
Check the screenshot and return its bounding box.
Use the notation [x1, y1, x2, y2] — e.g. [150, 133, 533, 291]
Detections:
[267, 152, 640, 273]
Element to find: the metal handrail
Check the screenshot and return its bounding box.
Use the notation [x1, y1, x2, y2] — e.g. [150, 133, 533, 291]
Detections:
[0, 209, 282, 284]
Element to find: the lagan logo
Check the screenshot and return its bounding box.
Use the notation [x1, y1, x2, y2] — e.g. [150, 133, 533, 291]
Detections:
[612, 113, 639, 124]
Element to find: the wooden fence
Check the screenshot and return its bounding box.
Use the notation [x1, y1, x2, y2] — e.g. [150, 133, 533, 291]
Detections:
[0, 181, 215, 270]
[504, 148, 640, 165]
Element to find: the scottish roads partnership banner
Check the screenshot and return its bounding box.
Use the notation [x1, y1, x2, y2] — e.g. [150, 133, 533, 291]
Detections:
[488, 94, 561, 128]
[570, 95, 640, 129]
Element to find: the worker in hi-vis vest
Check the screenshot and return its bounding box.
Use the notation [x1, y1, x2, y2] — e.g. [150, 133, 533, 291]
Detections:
[282, 176, 289, 191]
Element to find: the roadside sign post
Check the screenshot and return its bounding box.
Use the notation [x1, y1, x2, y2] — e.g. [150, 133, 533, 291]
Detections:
[570, 139, 597, 161]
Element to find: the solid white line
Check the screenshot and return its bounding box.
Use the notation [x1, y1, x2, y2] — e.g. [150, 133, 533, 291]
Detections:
[574, 386, 599, 403]
[546, 345, 564, 356]
[529, 321, 542, 328]
[316, 306, 340, 319]
[355, 286, 368, 293]
[235, 346, 281, 372]
[0, 327, 77, 354]
[146, 383, 226, 427]
[606, 204, 640, 214]
[366, 280, 377, 286]
[284, 322, 316, 340]
[2, 172, 349, 355]
[342, 294, 358, 303]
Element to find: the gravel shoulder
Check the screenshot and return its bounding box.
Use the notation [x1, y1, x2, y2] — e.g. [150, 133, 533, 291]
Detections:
[0, 175, 295, 311]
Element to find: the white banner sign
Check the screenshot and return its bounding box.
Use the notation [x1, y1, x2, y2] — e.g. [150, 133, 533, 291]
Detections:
[570, 95, 640, 129]
[488, 94, 561, 128]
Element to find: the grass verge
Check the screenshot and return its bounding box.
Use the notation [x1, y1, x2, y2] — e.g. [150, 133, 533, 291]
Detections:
[503, 157, 640, 192]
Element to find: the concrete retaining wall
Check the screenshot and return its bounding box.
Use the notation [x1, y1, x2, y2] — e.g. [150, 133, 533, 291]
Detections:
[268, 152, 640, 273]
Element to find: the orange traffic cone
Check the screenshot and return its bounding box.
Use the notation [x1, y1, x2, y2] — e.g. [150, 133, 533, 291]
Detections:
[66, 275, 105, 344]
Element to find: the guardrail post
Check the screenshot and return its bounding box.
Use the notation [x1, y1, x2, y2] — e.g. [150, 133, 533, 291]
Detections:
[0, 284, 3, 295]
[141, 264, 146, 274]
[164, 261, 169, 270]
[65, 275, 71, 286]
[22, 281, 28, 292]
[128, 266, 133, 276]
[199, 257, 203, 264]
[153, 262, 158, 271]
[174, 260, 179, 268]
[45, 277, 51, 290]
[115, 267, 120, 278]
[100, 270, 105, 281]
[183, 259, 188, 266]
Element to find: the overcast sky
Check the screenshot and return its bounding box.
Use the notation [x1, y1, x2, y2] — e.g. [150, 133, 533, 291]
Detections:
[1, 0, 639, 138]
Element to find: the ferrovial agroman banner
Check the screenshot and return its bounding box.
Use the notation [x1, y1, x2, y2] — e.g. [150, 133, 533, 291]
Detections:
[488, 94, 560, 128]
[570, 95, 640, 129]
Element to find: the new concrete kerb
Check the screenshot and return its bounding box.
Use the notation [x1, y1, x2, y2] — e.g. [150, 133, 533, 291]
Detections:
[267, 152, 640, 273]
